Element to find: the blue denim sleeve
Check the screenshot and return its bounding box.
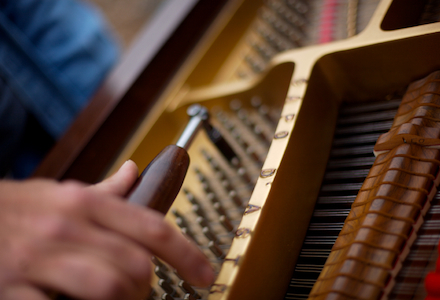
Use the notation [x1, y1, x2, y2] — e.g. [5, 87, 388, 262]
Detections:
[0, 0, 120, 177]
[0, 0, 120, 137]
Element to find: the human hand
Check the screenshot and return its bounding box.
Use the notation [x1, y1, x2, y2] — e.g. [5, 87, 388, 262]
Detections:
[0, 160, 214, 300]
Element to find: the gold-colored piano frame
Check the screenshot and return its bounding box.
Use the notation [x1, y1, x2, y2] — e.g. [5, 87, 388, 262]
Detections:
[36, 0, 440, 299]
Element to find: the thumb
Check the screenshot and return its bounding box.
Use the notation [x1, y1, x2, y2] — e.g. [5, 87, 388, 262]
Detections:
[90, 160, 139, 197]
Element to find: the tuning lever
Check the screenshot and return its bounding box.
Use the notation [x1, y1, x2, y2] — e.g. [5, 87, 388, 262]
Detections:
[54, 104, 231, 299]
[127, 145, 189, 213]
[178, 104, 238, 163]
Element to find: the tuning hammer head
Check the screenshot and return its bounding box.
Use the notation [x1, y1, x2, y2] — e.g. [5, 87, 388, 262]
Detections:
[177, 104, 238, 163]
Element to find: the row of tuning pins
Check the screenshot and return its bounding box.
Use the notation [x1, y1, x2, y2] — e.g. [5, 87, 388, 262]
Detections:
[177, 97, 282, 259]
[146, 256, 205, 300]
[215, 96, 279, 171]
[240, 0, 384, 77]
[146, 147, 243, 299]
[240, 0, 309, 76]
[148, 96, 281, 300]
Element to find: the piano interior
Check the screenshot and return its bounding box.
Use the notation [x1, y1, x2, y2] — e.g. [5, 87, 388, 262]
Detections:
[38, 0, 440, 299]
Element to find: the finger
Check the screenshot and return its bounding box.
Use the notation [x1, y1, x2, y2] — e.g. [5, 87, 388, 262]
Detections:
[1, 284, 50, 300]
[90, 160, 139, 197]
[77, 226, 153, 292]
[26, 252, 141, 300]
[18, 212, 153, 294]
[51, 220, 153, 291]
[86, 198, 215, 287]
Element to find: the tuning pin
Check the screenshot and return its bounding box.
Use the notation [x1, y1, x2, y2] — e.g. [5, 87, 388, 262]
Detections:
[173, 269, 184, 281]
[206, 192, 220, 205]
[237, 167, 253, 185]
[152, 256, 168, 272]
[251, 96, 262, 108]
[237, 109, 252, 126]
[159, 279, 177, 296]
[173, 210, 190, 229]
[257, 127, 272, 147]
[221, 178, 233, 191]
[201, 149, 221, 172]
[203, 227, 219, 244]
[178, 281, 201, 299]
[192, 204, 208, 219]
[246, 147, 263, 164]
[231, 128, 249, 149]
[220, 215, 234, 232]
[229, 99, 242, 111]
[161, 293, 175, 300]
[184, 293, 200, 300]
[196, 216, 210, 229]
[146, 288, 157, 300]
[175, 216, 189, 229]
[208, 241, 226, 259]
[213, 202, 227, 216]
[195, 170, 215, 194]
[229, 190, 244, 208]
[181, 227, 197, 242]
[155, 266, 172, 282]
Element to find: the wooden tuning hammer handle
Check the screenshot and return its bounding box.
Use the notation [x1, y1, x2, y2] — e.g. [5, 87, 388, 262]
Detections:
[127, 144, 190, 214]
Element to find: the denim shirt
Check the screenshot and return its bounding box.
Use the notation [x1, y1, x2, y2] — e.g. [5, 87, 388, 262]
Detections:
[0, 0, 120, 177]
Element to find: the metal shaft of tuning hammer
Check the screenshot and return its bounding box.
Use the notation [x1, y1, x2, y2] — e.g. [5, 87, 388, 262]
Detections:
[127, 104, 211, 211]
[178, 104, 238, 163]
[176, 104, 209, 150]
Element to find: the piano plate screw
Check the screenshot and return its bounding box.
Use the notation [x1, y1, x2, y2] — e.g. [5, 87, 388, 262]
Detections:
[274, 131, 289, 139]
[235, 228, 251, 238]
[245, 204, 261, 215]
[224, 256, 241, 266]
[260, 168, 276, 178]
[283, 114, 295, 122]
[210, 284, 227, 294]
[286, 96, 301, 102]
[291, 78, 308, 86]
